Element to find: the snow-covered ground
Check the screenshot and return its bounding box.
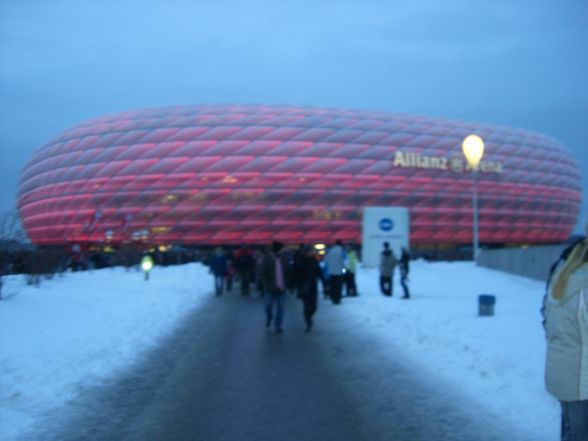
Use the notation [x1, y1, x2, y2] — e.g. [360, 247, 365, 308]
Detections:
[0, 260, 560, 440]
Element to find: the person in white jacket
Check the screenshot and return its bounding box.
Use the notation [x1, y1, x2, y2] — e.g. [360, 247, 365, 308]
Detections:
[324, 240, 346, 304]
[544, 217, 588, 441]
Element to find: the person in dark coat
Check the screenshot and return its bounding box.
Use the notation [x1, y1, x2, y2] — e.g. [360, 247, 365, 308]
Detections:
[225, 257, 235, 293]
[259, 241, 288, 333]
[399, 247, 411, 299]
[295, 245, 325, 332]
[293, 244, 306, 299]
[209, 247, 228, 296]
[234, 244, 254, 296]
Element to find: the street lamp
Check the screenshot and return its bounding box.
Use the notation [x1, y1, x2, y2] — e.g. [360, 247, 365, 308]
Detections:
[141, 254, 154, 281]
[462, 135, 485, 261]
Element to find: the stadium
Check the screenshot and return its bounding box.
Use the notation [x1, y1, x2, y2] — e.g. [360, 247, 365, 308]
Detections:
[17, 104, 582, 252]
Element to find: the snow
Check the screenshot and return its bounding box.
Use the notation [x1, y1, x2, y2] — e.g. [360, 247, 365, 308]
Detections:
[0, 260, 560, 440]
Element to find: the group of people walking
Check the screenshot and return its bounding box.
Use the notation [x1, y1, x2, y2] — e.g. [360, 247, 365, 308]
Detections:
[206, 220, 588, 441]
[207, 244, 257, 297]
[208, 240, 411, 334]
[208, 241, 365, 333]
[207, 242, 317, 332]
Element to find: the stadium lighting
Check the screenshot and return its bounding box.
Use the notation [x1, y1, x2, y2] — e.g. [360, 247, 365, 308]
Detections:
[462, 135, 485, 261]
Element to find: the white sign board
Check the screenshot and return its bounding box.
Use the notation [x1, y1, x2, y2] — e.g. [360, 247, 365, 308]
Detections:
[362, 207, 409, 268]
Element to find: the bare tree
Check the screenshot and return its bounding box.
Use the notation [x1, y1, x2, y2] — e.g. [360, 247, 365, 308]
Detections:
[0, 211, 31, 297]
[0, 210, 28, 244]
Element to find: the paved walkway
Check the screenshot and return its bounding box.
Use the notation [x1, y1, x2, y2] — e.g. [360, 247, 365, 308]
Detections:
[21, 290, 534, 441]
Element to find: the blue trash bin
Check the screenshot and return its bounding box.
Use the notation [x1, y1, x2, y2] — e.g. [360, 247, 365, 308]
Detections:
[478, 294, 496, 316]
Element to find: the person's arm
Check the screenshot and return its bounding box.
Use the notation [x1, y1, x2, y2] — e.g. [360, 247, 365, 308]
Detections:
[578, 288, 588, 346]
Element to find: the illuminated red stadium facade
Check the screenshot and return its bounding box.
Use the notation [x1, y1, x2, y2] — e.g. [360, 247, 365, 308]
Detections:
[17, 105, 582, 247]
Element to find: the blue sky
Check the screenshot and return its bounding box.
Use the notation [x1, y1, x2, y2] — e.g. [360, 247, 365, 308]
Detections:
[1, 0, 587, 232]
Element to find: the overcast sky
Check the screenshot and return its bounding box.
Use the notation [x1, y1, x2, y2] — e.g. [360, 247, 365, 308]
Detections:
[1, 0, 587, 232]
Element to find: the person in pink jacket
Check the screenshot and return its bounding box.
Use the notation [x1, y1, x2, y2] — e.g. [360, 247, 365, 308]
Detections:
[544, 217, 588, 441]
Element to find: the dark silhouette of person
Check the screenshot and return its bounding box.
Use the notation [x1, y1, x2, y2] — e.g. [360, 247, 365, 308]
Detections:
[208, 247, 228, 296]
[400, 247, 411, 299]
[293, 243, 306, 299]
[234, 244, 254, 296]
[295, 245, 325, 332]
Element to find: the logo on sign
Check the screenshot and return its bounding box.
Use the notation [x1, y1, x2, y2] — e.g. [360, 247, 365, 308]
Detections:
[379, 218, 393, 232]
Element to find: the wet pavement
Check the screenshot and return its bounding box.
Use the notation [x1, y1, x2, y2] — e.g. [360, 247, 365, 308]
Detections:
[20, 290, 535, 441]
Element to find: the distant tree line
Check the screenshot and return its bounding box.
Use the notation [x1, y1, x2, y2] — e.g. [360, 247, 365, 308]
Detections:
[0, 212, 204, 296]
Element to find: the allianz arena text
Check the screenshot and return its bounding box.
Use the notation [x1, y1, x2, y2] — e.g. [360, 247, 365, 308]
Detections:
[17, 105, 582, 247]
